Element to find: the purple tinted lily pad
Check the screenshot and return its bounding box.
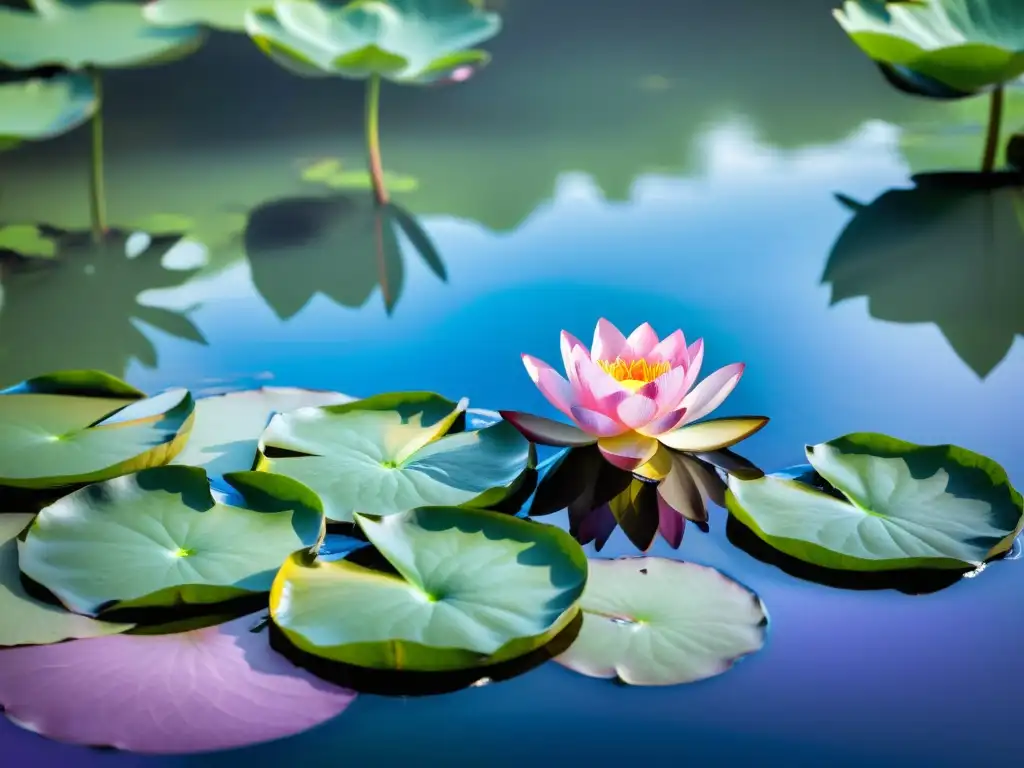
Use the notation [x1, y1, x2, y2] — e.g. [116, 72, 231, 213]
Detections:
[0, 612, 355, 754]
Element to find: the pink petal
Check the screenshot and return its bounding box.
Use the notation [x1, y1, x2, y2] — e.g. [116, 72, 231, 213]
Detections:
[625, 323, 659, 358]
[681, 363, 745, 423]
[657, 494, 686, 549]
[591, 318, 627, 362]
[637, 407, 689, 436]
[498, 411, 597, 447]
[573, 347, 627, 410]
[641, 366, 689, 415]
[682, 339, 705, 393]
[570, 406, 629, 438]
[615, 393, 658, 430]
[597, 432, 659, 471]
[649, 329, 687, 367]
[560, 331, 588, 384]
[522, 354, 576, 417]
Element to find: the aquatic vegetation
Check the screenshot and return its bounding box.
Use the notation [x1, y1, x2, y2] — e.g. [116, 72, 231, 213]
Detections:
[555, 557, 767, 686]
[0, 612, 356, 754]
[245, 0, 502, 205]
[244, 194, 445, 317]
[301, 157, 420, 194]
[827, 173, 1024, 378]
[834, 0, 1024, 171]
[254, 392, 534, 522]
[0, 73, 97, 150]
[271, 506, 587, 672]
[502, 319, 767, 471]
[0, 0, 204, 241]
[0, 370, 194, 489]
[727, 432, 1024, 571]
[143, 0, 267, 32]
[18, 466, 325, 616]
[0, 223, 59, 259]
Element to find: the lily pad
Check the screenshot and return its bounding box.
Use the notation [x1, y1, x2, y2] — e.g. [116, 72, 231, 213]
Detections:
[0, 74, 97, 144]
[0, 612, 355, 754]
[0, 513, 132, 647]
[17, 465, 325, 616]
[256, 392, 533, 522]
[173, 387, 354, 478]
[300, 157, 420, 193]
[0, 0, 205, 70]
[143, 0, 265, 32]
[270, 506, 588, 672]
[556, 557, 768, 686]
[726, 432, 1024, 571]
[0, 370, 194, 489]
[0, 224, 58, 259]
[826, 175, 1024, 378]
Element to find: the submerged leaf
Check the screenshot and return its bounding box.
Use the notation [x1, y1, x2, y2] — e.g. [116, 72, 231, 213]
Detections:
[0, 74, 96, 142]
[556, 557, 767, 686]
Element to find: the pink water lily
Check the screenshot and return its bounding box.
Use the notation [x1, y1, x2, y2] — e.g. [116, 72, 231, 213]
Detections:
[501, 319, 767, 471]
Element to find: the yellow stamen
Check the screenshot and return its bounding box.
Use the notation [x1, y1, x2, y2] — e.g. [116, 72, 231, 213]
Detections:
[597, 356, 670, 392]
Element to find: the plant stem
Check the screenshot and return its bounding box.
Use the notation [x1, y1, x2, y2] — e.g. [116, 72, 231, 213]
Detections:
[87, 67, 107, 242]
[981, 85, 1005, 174]
[365, 73, 389, 206]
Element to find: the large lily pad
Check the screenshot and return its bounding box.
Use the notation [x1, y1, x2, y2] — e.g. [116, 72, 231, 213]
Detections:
[256, 392, 533, 522]
[0, 0, 205, 70]
[834, 0, 1024, 92]
[173, 387, 354, 478]
[0, 513, 132, 647]
[0, 74, 96, 147]
[143, 0, 265, 32]
[726, 432, 1024, 571]
[556, 557, 767, 686]
[17, 465, 325, 616]
[0, 612, 355, 754]
[271, 506, 588, 672]
[826, 175, 1024, 378]
[244, 194, 445, 319]
[0, 370, 194, 489]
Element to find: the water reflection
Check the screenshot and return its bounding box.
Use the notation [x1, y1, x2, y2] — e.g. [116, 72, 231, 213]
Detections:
[0, 228, 206, 387]
[244, 195, 446, 319]
[825, 171, 1024, 378]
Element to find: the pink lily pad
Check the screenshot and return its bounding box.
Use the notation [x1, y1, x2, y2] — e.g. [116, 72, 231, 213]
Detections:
[0, 612, 355, 754]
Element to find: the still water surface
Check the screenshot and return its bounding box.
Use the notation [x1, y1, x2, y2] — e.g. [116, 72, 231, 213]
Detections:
[1, 1, 1022, 765]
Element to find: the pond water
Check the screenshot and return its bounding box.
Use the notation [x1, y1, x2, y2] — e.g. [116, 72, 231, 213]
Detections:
[1, 0, 1023, 765]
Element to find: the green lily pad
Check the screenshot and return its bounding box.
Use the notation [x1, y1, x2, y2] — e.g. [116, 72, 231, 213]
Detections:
[17, 465, 326, 617]
[256, 392, 533, 522]
[0, 74, 96, 143]
[143, 0, 265, 32]
[0, 0, 205, 70]
[726, 432, 1024, 571]
[245, 0, 501, 83]
[834, 0, 1024, 92]
[0, 224, 58, 259]
[173, 387, 354, 478]
[270, 506, 587, 671]
[0, 513, 133, 646]
[556, 557, 767, 686]
[0, 370, 195, 489]
[300, 158, 420, 193]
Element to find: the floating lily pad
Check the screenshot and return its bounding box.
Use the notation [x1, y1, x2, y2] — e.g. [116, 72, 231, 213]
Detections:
[0, 0, 204, 70]
[271, 506, 588, 672]
[0, 224, 58, 259]
[0, 513, 132, 647]
[300, 158, 420, 193]
[0, 74, 97, 144]
[17, 465, 325, 617]
[173, 387, 354, 478]
[556, 557, 767, 686]
[0, 612, 355, 754]
[726, 433, 1024, 571]
[0, 370, 194, 489]
[143, 0, 264, 31]
[256, 392, 533, 523]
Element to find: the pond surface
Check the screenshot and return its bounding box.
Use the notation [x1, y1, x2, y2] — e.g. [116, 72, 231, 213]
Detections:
[2, 0, 1023, 765]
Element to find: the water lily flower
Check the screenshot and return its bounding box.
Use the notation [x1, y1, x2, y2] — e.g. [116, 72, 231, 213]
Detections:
[501, 319, 768, 472]
[834, 0, 1024, 171]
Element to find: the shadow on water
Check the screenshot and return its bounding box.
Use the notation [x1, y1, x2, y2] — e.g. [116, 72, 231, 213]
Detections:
[243, 194, 446, 320]
[0, 227, 207, 388]
[825, 170, 1024, 379]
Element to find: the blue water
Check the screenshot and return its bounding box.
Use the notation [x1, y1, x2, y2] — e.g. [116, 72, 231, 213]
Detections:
[2, 0, 1023, 765]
